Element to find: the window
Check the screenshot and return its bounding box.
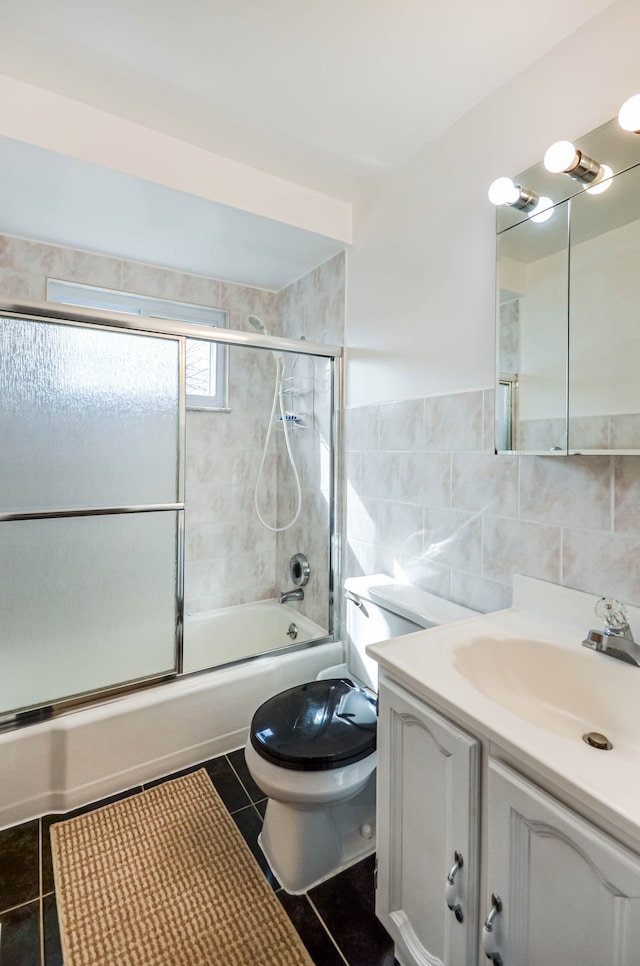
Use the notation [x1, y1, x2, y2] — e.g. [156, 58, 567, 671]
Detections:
[46, 279, 230, 410]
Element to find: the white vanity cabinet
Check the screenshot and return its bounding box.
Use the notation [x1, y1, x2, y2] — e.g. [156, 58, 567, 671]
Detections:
[483, 759, 640, 966]
[376, 675, 640, 966]
[376, 678, 481, 966]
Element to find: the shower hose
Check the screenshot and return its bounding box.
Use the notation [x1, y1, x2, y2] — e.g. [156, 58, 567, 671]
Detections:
[254, 353, 302, 531]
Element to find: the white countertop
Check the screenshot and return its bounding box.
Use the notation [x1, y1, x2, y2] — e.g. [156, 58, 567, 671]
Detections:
[367, 576, 640, 848]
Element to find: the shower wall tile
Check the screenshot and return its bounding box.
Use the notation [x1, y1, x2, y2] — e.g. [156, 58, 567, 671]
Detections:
[56, 248, 124, 290]
[219, 282, 278, 334]
[122, 261, 222, 306]
[0, 268, 36, 301]
[274, 253, 345, 628]
[344, 389, 640, 613]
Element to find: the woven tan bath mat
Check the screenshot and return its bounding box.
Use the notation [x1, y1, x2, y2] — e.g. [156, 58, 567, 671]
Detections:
[51, 768, 313, 965]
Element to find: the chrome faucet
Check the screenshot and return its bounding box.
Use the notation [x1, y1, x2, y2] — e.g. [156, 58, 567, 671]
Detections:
[582, 597, 640, 667]
[280, 588, 304, 604]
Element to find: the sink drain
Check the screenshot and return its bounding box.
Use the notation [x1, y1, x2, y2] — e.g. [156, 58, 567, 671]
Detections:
[582, 731, 613, 750]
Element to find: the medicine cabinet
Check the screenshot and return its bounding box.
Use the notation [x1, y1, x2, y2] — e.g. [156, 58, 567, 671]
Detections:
[495, 115, 640, 454]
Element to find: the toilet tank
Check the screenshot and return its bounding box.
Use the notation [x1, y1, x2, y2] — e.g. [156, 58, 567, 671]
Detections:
[344, 574, 478, 692]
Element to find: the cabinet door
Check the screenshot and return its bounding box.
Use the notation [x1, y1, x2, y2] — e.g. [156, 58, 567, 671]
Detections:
[376, 678, 480, 966]
[485, 759, 640, 966]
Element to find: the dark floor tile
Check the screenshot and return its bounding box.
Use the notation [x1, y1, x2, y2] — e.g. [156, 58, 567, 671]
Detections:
[227, 746, 267, 802]
[254, 797, 267, 818]
[0, 820, 39, 913]
[41, 785, 143, 894]
[142, 762, 203, 790]
[201, 755, 252, 813]
[231, 805, 279, 890]
[0, 899, 41, 966]
[279, 891, 346, 966]
[43, 893, 63, 966]
[309, 855, 395, 966]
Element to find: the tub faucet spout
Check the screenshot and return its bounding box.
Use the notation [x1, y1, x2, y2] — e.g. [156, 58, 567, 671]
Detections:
[280, 588, 304, 604]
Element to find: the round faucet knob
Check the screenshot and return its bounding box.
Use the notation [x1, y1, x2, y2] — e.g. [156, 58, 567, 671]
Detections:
[595, 597, 629, 631]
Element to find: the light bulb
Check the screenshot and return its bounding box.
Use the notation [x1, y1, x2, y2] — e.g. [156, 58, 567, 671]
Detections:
[528, 196, 554, 223]
[488, 177, 519, 206]
[544, 140, 578, 174]
[618, 94, 640, 133]
[586, 164, 613, 195]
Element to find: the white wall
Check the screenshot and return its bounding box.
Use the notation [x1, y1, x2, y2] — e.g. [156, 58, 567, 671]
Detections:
[346, 0, 640, 408]
[0, 74, 352, 245]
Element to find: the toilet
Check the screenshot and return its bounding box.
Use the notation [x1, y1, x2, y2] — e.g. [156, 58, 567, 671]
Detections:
[244, 574, 477, 893]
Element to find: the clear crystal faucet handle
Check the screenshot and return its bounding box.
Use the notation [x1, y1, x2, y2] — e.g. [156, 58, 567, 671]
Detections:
[595, 597, 629, 631]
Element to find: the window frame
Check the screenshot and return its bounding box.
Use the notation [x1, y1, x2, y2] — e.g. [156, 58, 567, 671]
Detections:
[46, 279, 230, 411]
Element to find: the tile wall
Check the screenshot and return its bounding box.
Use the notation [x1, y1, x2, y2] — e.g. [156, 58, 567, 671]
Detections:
[345, 389, 640, 613]
[275, 253, 345, 629]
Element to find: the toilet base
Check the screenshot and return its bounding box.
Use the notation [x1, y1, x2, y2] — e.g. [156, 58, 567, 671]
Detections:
[258, 771, 376, 894]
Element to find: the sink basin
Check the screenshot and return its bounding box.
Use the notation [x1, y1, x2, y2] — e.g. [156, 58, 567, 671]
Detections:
[454, 635, 632, 743]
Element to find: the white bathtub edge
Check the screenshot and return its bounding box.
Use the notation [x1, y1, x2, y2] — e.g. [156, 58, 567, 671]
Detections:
[1, 639, 342, 830]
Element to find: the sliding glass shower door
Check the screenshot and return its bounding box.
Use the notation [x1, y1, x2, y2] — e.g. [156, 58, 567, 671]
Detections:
[0, 316, 183, 716]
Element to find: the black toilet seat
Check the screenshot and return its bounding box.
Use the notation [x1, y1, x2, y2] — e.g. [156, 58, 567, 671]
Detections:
[249, 678, 377, 772]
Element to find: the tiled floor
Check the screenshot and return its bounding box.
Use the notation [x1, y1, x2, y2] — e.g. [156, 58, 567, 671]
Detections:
[0, 749, 396, 965]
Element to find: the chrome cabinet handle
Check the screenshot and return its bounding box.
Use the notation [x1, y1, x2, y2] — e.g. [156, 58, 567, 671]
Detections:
[445, 850, 464, 923]
[482, 893, 503, 965]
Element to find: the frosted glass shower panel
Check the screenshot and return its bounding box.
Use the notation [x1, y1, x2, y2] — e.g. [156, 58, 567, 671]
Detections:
[0, 512, 178, 715]
[0, 318, 180, 511]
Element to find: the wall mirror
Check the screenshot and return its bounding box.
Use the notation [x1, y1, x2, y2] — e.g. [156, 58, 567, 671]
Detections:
[495, 114, 640, 454]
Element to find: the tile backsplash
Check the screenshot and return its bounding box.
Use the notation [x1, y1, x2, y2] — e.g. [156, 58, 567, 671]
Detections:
[345, 389, 640, 612]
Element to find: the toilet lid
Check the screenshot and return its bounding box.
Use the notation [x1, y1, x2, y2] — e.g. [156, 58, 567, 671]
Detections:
[250, 678, 377, 772]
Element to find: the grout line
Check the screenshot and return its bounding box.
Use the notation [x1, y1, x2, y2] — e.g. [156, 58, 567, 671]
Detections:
[39, 895, 45, 966]
[39, 816, 45, 966]
[306, 894, 350, 966]
[0, 896, 41, 916]
[225, 753, 255, 805]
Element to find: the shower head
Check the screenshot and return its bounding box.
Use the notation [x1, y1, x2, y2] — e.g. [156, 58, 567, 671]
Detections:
[248, 315, 270, 336]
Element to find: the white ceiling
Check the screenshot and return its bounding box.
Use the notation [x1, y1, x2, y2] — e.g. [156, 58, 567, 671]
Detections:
[0, 0, 616, 288]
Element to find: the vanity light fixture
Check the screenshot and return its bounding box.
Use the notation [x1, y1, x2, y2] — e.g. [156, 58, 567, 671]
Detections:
[618, 94, 640, 133]
[488, 178, 553, 222]
[488, 177, 538, 211]
[543, 140, 607, 187]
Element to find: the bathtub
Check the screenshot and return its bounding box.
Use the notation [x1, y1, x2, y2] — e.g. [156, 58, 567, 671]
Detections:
[183, 598, 328, 673]
[0, 605, 341, 830]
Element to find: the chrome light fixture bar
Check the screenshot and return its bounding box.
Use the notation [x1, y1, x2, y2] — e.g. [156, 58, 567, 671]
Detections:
[543, 139, 610, 191]
[488, 178, 553, 223]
